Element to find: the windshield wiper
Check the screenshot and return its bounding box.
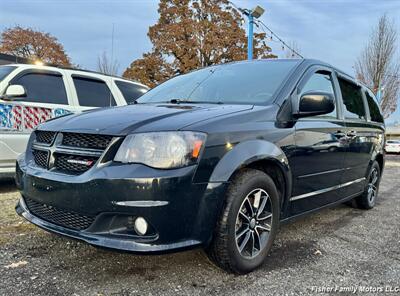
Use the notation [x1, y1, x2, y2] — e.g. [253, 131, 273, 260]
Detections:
[134, 99, 224, 105]
[168, 99, 223, 104]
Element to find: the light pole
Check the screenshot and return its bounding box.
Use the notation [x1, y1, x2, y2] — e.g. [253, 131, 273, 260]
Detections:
[239, 5, 265, 60]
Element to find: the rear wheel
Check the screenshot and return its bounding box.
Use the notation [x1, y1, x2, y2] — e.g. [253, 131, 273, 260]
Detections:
[206, 169, 280, 274]
[353, 161, 381, 209]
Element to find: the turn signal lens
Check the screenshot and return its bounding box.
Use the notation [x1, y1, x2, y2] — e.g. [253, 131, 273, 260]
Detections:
[192, 140, 203, 158]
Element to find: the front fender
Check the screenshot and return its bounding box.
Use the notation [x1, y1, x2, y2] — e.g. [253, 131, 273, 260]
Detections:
[209, 140, 290, 183]
[195, 140, 293, 243]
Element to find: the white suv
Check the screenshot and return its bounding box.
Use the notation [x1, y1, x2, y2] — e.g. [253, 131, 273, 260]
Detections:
[385, 140, 400, 154]
[0, 64, 149, 177]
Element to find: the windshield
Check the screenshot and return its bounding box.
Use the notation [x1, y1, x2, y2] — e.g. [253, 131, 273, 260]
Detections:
[0, 66, 17, 82]
[137, 60, 299, 105]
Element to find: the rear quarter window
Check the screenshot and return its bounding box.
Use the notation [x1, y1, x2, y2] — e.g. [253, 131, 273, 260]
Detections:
[115, 80, 148, 104]
[365, 90, 384, 123]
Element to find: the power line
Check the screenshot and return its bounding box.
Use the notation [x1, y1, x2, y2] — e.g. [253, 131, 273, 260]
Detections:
[227, 0, 241, 12]
[228, 1, 304, 59]
[255, 19, 304, 59]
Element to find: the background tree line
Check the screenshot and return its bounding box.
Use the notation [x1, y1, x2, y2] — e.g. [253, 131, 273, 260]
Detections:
[0, 1, 398, 118]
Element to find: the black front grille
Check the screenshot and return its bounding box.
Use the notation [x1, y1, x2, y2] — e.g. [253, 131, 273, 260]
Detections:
[62, 133, 113, 150]
[31, 132, 114, 175]
[54, 154, 98, 174]
[35, 131, 56, 145]
[33, 150, 49, 168]
[24, 197, 95, 230]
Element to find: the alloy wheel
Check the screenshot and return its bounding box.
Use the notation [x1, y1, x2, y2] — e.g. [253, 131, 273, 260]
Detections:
[235, 188, 273, 259]
[367, 168, 379, 204]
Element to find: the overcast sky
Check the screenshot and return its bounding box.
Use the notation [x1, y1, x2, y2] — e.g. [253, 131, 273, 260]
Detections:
[1, 0, 400, 122]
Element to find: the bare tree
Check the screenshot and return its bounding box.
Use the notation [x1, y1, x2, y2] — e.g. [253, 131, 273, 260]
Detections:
[97, 51, 119, 76]
[355, 14, 400, 118]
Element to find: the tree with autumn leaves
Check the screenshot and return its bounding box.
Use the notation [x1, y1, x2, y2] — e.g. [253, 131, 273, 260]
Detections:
[123, 0, 275, 87]
[0, 26, 71, 66]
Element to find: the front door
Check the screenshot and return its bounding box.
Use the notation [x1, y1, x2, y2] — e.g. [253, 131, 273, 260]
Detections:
[289, 68, 347, 216]
[6, 69, 76, 132]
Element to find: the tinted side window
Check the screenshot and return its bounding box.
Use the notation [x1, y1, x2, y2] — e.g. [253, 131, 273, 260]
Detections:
[73, 76, 116, 107]
[338, 78, 366, 120]
[301, 72, 336, 119]
[365, 90, 384, 123]
[12, 72, 68, 105]
[115, 81, 148, 104]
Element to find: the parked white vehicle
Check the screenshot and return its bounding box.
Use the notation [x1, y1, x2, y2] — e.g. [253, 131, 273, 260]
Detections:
[0, 64, 149, 177]
[385, 140, 400, 153]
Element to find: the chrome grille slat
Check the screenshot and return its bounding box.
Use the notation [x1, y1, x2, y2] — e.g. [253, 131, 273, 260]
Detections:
[55, 146, 103, 157]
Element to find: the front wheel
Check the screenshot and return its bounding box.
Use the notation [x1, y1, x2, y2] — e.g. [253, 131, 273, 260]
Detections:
[206, 169, 280, 274]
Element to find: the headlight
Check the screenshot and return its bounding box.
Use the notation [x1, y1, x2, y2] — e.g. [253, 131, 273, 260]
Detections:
[114, 132, 206, 169]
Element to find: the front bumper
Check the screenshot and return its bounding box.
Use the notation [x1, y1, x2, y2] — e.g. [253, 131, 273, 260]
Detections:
[16, 156, 227, 253]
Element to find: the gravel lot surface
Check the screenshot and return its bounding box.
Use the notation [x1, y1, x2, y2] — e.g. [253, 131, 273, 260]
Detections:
[0, 155, 399, 296]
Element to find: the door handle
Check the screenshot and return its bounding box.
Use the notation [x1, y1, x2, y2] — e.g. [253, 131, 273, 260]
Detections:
[347, 131, 357, 138]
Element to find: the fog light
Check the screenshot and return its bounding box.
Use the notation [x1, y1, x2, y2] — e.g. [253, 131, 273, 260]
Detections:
[134, 217, 148, 235]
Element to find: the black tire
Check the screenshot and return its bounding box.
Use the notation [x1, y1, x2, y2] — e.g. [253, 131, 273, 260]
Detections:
[206, 169, 280, 274]
[353, 161, 381, 209]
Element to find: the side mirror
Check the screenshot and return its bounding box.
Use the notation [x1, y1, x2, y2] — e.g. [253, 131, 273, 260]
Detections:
[1, 85, 26, 101]
[293, 91, 335, 118]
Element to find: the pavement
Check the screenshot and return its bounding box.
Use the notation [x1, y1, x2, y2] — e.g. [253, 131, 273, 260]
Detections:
[0, 155, 399, 296]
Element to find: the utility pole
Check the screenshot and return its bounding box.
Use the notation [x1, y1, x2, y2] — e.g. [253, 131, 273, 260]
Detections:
[247, 14, 254, 60]
[239, 5, 265, 60]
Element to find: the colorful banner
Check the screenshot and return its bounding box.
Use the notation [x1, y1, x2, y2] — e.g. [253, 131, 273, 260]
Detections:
[0, 103, 13, 129]
[0, 103, 73, 132]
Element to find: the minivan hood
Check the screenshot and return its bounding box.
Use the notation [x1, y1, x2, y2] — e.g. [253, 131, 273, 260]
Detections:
[39, 103, 254, 135]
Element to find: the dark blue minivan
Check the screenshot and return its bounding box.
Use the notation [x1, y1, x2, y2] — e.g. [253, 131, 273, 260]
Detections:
[16, 59, 385, 273]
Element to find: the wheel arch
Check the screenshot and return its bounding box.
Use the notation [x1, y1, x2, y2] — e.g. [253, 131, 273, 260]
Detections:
[367, 151, 384, 177]
[375, 153, 384, 173]
[209, 140, 292, 212]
